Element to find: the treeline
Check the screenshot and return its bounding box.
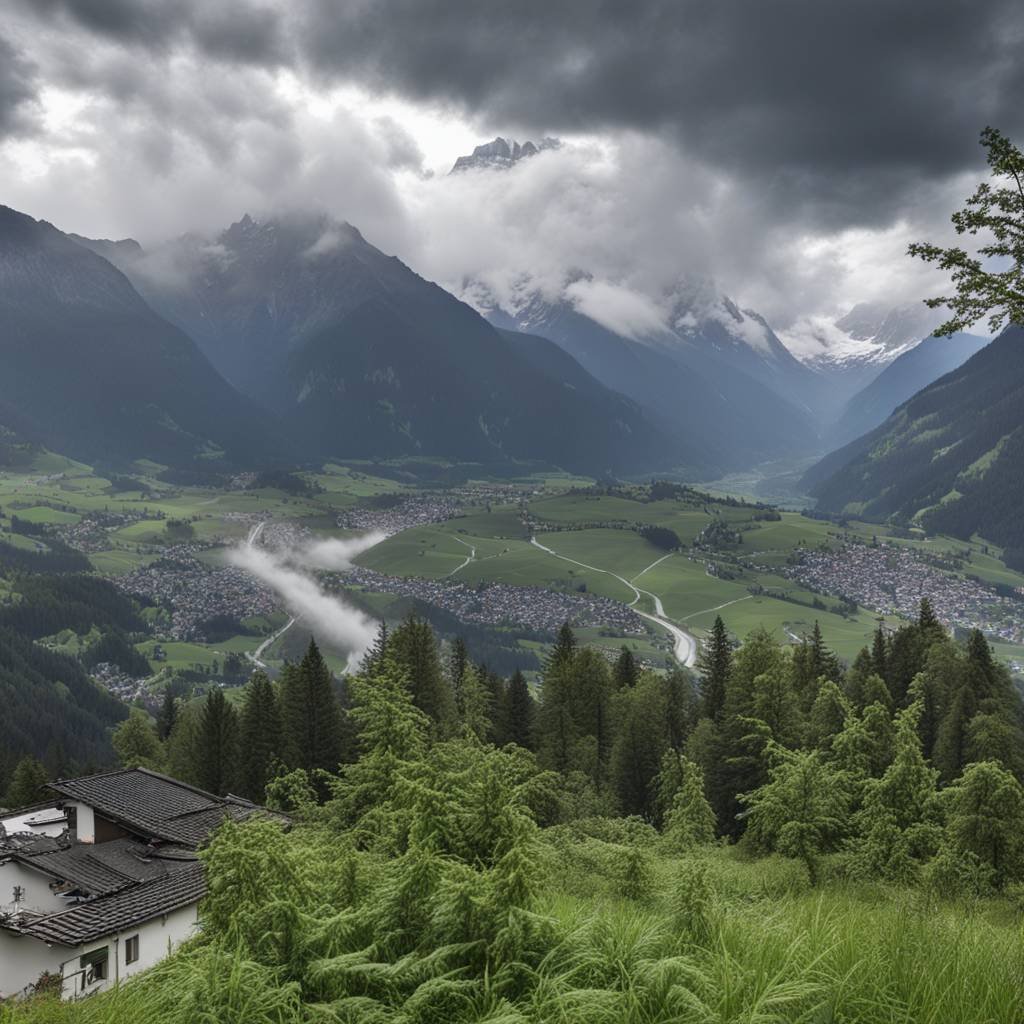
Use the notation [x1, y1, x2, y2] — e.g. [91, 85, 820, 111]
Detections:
[0, 574, 145, 638]
[107, 618, 541, 804]
[0, 537, 91, 574]
[11, 605, 1024, 1022]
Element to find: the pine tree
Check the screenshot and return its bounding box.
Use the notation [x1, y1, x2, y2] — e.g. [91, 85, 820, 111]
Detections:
[4, 757, 49, 808]
[362, 620, 390, 676]
[239, 670, 280, 802]
[505, 670, 534, 750]
[743, 746, 850, 885]
[613, 646, 639, 689]
[448, 637, 470, 714]
[807, 681, 850, 754]
[751, 664, 801, 747]
[571, 649, 615, 789]
[196, 687, 239, 796]
[934, 679, 979, 783]
[112, 708, 165, 771]
[610, 676, 670, 818]
[547, 622, 577, 672]
[458, 664, 492, 743]
[390, 615, 455, 731]
[918, 597, 943, 635]
[156, 688, 178, 741]
[663, 756, 716, 849]
[946, 761, 1024, 889]
[281, 639, 344, 779]
[870, 626, 888, 680]
[697, 615, 731, 722]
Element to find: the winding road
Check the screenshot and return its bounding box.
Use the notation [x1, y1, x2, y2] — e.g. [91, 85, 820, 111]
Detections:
[530, 536, 698, 668]
[446, 537, 477, 578]
[243, 520, 299, 669]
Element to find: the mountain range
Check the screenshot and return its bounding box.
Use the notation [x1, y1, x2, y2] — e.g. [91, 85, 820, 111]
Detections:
[0, 176, 998, 489]
[807, 325, 1024, 562]
[826, 330, 990, 449]
[86, 212, 671, 476]
[0, 205, 275, 469]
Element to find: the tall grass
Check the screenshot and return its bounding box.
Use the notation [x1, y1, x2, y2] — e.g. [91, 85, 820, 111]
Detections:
[6, 848, 1022, 1024]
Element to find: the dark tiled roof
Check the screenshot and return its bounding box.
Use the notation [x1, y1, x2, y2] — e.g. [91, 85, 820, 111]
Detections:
[19, 861, 205, 947]
[49, 769, 265, 847]
[16, 838, 183, 898]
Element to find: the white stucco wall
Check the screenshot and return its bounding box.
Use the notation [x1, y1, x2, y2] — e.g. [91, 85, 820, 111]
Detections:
[0, 932, 64, 1000]
[0, 859, 68, 916]
[59, 901, 200, 1000]
[68, 802, 95, 844]
[0, 901, 199, 1001]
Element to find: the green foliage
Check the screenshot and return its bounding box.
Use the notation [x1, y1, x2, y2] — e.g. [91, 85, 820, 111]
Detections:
[4, 755, 49, 807]
[743, 746, 851, 885]
[238, 670, 280, 802]
[196, 687, 238, 796]
[909, 127, 1024, 336]
[10, 616, 1024, 1023]
[111, 708, 165, 772]
[946, 760, 1024, 888]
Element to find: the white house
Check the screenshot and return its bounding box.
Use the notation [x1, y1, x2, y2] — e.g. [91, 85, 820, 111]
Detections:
[0, 768, 278, 1000]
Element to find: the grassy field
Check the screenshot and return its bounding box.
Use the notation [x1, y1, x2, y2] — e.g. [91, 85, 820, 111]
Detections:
[361, 492, 1004, 661]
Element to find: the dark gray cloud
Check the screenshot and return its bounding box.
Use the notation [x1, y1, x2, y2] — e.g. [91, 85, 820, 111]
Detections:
[292, 0, 1023, 227]
[14, 0, 1023, 233]
[19, 0, 288, 66]
[2, 0, 1020, 328]
[0, 36, 39, 137]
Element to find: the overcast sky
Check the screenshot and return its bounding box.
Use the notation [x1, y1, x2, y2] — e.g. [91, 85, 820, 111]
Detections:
[2, 0, 1022, 332]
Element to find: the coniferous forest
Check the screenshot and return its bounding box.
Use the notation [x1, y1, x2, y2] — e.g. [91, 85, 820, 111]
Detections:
[8, 605, 1024, 1022]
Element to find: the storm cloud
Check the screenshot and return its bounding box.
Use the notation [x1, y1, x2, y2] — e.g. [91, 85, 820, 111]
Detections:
[3, 0, 1021, 326]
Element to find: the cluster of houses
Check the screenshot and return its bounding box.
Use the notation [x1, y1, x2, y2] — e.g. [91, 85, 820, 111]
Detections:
[0, 768, 278, 1001]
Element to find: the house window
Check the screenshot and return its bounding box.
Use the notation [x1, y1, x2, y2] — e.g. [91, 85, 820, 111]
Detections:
[80, 946, 108, 984]
[125, 935, 140, 964]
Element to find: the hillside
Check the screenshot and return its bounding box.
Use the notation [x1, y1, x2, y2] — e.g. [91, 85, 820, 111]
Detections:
[808, 325, 1024, 560]
[112, 214, 675, 476]
[827, 331, 990, 448]
[0, 206, 278, 468]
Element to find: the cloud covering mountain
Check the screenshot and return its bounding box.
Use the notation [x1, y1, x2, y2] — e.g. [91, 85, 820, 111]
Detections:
[2, 0, 1022, 333]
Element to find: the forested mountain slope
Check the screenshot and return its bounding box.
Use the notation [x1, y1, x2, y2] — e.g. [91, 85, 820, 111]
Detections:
[809, 325, 1024, 562]
[827, 331, 990, 449]
[109, 214, 676, 476]
[0, 206, 278, 468]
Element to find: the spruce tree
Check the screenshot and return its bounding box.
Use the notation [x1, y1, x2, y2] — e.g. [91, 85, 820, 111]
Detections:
[196, 687, 239, 796]
[391, 615, 455, 731]
[613, 646, 639, 689]
[947, 761, 1024, 888]
[4, 757, 49, 808]
[156, 688, 178, 741]
[448, 637, 469, 714]
[458, 664, 492, 742]
[547, 622, 578, 672]
[870, 626, 888, 680]
[505, 670, 534, 750]
[697, 615, 731, 722]
[610, 676, 670, 818]
[663, 757, 717, 849]
[112, 708, 165, 771]
[281, 639, 344, 778]
[239, 670, 280, 802]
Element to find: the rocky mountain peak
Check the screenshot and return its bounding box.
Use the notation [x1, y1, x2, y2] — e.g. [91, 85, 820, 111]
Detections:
[450, 136, 560, 173]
